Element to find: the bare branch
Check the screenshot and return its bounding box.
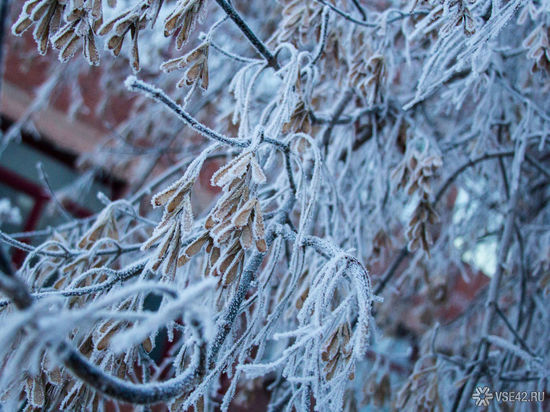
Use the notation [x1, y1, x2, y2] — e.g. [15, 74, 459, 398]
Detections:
[213, 0, 279, 70]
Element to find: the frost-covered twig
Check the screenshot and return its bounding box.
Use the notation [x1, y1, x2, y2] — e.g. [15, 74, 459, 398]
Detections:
[210, 40, 259, 64]
[126, 77, 289, 152]
[309, 7, 330, 67]
[315, 0, 376, 28]
[321, 89, 354, 152]
[493, 304, 536, 358]
[37, 163, 73, 221]
[213, 0, 279, 69]
[126, 77, 250, 148]
[434, 151, 516, 203]
[0, 230, 142, 258]
[0, 261, 146, 308]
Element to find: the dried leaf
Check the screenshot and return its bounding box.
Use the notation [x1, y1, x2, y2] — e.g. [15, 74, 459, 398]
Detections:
[232, 198, 256, 228]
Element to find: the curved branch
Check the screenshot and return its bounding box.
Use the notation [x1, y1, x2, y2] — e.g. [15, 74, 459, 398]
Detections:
[315, 0, 376, 27]
[59, 320, 205, 404]
[434, 150, 515, 203]
[0, 268, 207, 404]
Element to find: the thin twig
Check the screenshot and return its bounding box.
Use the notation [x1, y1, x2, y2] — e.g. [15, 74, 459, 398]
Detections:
[350, 0, 367, 20]
[213, 0, 279, 70]
[310, 7, 330, 67]
[126, 77, 289, 152]
[37, 162, 73, 221]
[499, 373, 542, 382]
[126, 77, 249, 148]
[284, 150, 297, 197]
[374, 248, 408, 295]
[0, 261, 146, 308]
[315, 0, 376, 27]
[321, 89, 354, 153]
[493, 304, 536, 358]
[525, 154, 550, 180]
[210, 40, 259, 64]
[434, 151, 515, 203]
[0, 230, 142, 258]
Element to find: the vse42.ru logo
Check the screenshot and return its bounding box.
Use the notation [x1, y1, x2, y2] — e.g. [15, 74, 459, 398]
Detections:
[494, 390, 545, 403]
[473, 386, 545, 407]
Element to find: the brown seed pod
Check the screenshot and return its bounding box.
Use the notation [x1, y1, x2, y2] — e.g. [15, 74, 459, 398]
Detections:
[163, 0, 205, 49]
[162, 42, 210, 90]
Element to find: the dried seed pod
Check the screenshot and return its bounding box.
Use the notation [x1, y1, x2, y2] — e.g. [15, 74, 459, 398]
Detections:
[94, 320, 124, 351]
[277, 0, 324, 45]
[295, 286, 309, 309]
[223, 257, 242, 285]
[161, 42, 210, 90]
[252, 202, 267, 252]
[153, 177, 194, 208]
[210, 220, 235, 245]
[523, 24, 550, 74]
[393, 147, 442, 255]
[211, 152, 254, 188]
[98, 10, 131, 35]
[15, 0, 103, 64]
[181, 194, 194, 232]
[180, 232, 209, 261]
[206, 152, 267, 258]
[321, 322, 353, 381]
[142, 336, 153, 353]
[99, 1, 151, 70]
[249, 156, 267, 184]
[78, 206, 119, 249]
[215, 248, 242, 281]
[350, 47, 386, 105]
[240, 224, 253, 249]
[25, 376, 45, 408]
[12, 0, 64, 55]
[46, 366, 62, 385]
[164, 223, 182, 277]
[143, 158, 210, 273]
[208, 244, 220, 268]
[164, 0, 205, 49]
[211, 185, 245, 222]
[283, 100, 312, 134]
[406, 199, 439, 255]
[232, 198, 256, 228]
